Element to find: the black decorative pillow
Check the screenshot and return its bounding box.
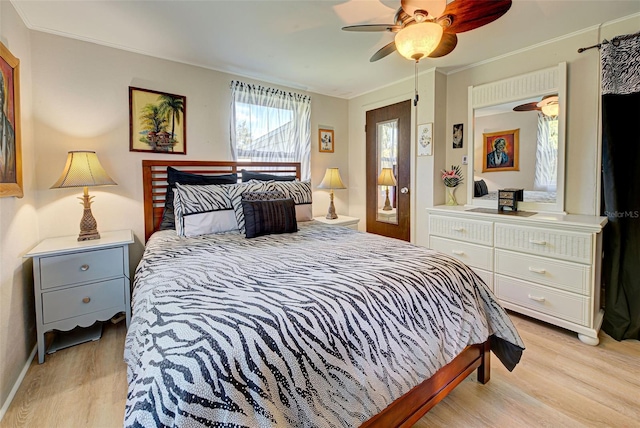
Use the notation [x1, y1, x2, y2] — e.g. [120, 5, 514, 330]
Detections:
[474, 179, 489, 197]
[241, 169, 297, 182]
[159, 167, 238, 231]
[241, 198, 298, 239]
[264, 180, 313, 221]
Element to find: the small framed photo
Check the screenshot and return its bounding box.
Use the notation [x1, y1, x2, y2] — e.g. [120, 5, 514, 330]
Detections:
[129, 87, 186, 154]
[319, 128, 334, 153]
[453, 123, 463, 149]
[482, 128, 520, 172]
[417, 123, 432, 156]
[0, 42, 23, 198]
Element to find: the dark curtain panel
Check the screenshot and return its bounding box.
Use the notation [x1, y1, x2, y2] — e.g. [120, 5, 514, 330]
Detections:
[600, 33, 640, 341]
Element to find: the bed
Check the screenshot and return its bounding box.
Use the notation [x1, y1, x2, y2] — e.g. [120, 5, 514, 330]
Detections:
[125, 160, 524, 427]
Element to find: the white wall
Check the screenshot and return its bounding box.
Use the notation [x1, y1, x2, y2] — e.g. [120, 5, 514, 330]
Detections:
[447, 14, 640, 215]
[0, 0, 38, 412]
[29, 32, 350, 266]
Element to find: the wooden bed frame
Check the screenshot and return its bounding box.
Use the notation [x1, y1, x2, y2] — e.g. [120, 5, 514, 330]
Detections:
[141, 159, 491, 427]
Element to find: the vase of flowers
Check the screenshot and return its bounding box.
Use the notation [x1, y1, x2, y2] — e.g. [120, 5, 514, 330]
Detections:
[441, 165, 464, 206]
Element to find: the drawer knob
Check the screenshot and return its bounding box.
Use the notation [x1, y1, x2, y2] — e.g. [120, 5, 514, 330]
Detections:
[82, 297, 91, 304]
[528, 267, 547, 274]
[452, 250, 465, 255]
[527, 294, 545, 303]
[529, 239, 547, 246]
[80, 264, 90, 271]
[452, 227, 465, 232]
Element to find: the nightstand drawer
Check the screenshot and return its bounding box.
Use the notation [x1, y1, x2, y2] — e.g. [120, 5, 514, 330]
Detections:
[495, 275, 589, 326]
[429, 215, 493, 246]
[39, 247, 124, 290]
[429, 236, 493, 270]
[42, 278, 126, 324]
[495, 249, 590, 295]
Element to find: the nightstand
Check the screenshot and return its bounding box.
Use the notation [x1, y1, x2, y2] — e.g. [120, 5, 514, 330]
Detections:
[313, 215, 360, 230]
[25, 230, 134, 363]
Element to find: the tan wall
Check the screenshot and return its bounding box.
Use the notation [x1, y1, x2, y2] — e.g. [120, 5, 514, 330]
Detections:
[0, 1, 38, 411]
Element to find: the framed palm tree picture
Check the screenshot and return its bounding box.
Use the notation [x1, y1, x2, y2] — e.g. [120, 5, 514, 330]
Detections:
[129, 87, 186, 154]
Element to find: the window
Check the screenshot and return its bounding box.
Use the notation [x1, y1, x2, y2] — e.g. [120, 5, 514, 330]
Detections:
[230, 81, 311, 180]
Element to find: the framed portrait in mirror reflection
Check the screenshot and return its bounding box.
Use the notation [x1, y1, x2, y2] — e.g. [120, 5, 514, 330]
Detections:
[482, 129, 519, 172]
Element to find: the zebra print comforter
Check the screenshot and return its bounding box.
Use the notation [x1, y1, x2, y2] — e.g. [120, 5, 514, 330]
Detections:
[124, 222, 524, 427]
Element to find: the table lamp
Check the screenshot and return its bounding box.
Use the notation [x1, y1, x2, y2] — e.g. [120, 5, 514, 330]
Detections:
[51, 151, 117, 241]
[317, 167, 346, 219]
[378, 167, 397, 211]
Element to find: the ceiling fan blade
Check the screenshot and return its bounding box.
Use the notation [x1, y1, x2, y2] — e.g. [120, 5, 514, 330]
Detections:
[428, 33, 457, 58]
[342, 24, 401, 32]
[401, 0, 446, 17]
[370, 40, 397, 62]
[443, 0, 512, 34]
[513, 102, 540, 112]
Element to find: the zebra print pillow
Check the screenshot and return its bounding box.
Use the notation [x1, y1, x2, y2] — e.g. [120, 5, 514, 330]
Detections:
[227, 181, 270, 232]
[241, 198, 298, 238]
[265, 180, 313, 221]
[174, 183, 237, 237]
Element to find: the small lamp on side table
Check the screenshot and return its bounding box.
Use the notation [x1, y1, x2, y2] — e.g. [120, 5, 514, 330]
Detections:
[51, 151, 117, 241]
[378, 167, 397, 211]
[317, 167, 346, 219]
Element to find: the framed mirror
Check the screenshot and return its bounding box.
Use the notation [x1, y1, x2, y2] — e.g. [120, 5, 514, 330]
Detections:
[466, 63, 567, 213]
[376, 119, 399, 224]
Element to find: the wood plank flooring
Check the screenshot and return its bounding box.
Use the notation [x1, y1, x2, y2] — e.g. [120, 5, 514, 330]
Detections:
[1, 312, 638, 428]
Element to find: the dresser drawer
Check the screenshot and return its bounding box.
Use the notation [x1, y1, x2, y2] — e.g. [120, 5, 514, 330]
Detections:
[42, 278, 126, 324]
[495, 275, 589, 326]
[430, 236, 493, 270]
[495, 249, 590, 295]
[429, 215, 493, 246]
[39, 247, 125, 290]
[494, 224, 592, 264]
[471, 267, 493, 292]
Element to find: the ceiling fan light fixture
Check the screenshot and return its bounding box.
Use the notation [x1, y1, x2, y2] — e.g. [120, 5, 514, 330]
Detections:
[541, 103, 559, 117]
[395, 22, 443, 61]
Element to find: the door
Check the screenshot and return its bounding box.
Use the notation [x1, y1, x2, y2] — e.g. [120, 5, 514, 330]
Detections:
[366, 100, 411, 241]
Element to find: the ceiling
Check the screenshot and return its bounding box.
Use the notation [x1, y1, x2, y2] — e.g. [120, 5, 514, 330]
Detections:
[11, 0, 640, 99]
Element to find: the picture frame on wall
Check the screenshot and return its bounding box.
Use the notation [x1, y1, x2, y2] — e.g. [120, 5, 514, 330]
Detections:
[0, 42, 23, 198]
[129, 87, 186, 154]
[417, 123, 432, 156]
[319, 128, 334, 153]
[452, 123, 463, 149]
[482, 128, 520, 172]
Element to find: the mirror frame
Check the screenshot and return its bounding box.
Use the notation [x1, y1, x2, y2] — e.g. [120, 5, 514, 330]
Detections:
[466, 62, 567, 213]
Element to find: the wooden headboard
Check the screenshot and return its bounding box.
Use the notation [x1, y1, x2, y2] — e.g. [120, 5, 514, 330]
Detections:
[142, 160, 301, 242]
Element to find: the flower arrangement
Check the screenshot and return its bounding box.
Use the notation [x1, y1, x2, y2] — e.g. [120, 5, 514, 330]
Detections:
[441, 165, 464, 188]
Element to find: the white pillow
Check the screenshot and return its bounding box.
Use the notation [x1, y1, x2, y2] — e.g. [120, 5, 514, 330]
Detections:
[265, 180, 313, 221]
[174, 183, 237, 237]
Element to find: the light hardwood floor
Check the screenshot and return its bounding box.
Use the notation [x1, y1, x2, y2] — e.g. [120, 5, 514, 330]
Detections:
[1, 313, 639, 428]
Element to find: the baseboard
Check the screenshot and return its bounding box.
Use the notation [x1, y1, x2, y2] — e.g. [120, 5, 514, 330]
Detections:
[0, 345, 37, 423]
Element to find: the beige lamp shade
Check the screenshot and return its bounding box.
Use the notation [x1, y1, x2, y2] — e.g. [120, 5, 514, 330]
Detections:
[395, 22, 443, 61]
[51, 151, 116, 189]
[318, 168, 346, 190]
[377, 168, 397, 186]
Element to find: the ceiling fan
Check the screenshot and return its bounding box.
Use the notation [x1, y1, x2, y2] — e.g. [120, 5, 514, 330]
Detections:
[513, 95, 560, 117]
[343, 0, 512, 62]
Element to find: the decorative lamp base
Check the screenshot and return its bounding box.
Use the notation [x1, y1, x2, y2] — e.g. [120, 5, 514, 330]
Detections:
[326, 190, 338, 219]
[78, 188, 101, 241]
[382, 187, 393, 211]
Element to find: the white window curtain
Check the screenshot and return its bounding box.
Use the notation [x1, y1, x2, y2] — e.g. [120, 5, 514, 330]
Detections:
[230, 81, 311, 180]
[534, 113, 558, 192]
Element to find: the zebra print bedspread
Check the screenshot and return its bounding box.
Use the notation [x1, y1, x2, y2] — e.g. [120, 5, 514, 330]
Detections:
[124, 222, 524, 427]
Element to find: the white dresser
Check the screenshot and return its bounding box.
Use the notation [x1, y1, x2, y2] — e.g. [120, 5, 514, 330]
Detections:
[427, 206, 607, 345]
[25, 230, 134, 363]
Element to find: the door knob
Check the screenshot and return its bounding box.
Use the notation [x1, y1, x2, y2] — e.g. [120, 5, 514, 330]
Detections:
[400, 187, 409, 194]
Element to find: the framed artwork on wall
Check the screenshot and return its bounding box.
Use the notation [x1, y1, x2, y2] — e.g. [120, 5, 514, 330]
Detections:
[452, 123, 463, 149]
[129, 87, 186, 154]
[417, 123, 432, 156]
[0, 42, 23, 198]
[482, 128, 520, 172]
[319, 128, 334, 153]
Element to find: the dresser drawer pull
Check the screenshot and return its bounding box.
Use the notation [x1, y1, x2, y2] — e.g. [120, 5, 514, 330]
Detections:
[528, 267, 547, 274]
[527, 294, 546, 302]
[529, 239, 547, 246]
[80, 264, 90, 271]
[82, 297, 91, 304]
[451, 227, 465, 232]
[451, 250, 465, 255]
